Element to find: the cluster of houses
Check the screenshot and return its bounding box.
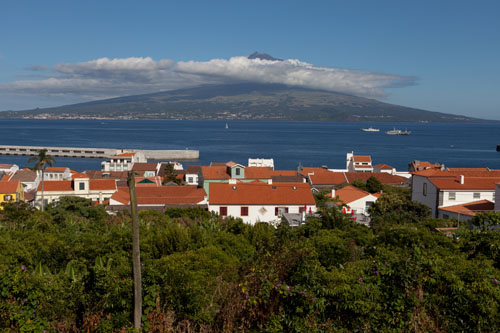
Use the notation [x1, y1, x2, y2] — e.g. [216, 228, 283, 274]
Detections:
[1, 151, 499, 225]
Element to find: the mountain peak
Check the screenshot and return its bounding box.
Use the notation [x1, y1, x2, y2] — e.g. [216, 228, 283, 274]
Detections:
[248, 52, 282, 61]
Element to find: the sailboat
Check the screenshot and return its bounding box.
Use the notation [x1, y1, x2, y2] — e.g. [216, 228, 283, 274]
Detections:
[225, 123, 229, 129]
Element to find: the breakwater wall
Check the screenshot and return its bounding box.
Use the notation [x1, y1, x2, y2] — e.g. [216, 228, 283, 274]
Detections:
[0, 145, 199, 160]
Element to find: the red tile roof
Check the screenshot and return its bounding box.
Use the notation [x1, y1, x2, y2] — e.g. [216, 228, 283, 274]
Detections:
[344, 172, 407, 185]
[429, 177, 500, 190]
[353, 155, 371, 162]
[209, 182, 315, 205]
[45, 167, 69, 172]
[89, 179, 117, 191]
[111, 186, 206, 205]
[0, 181, 21, 193]
[132, 163, 158, 172]
[37, 181, 73, 192]
[327, 185, 380, 204]
[300, 167, 331, 175]
[374, 164, 394, 169]
[309, 172, 348, 185]
[439, 200, 494, 216]
[72, 172, 89, 179]
[200, 166, 230, 180]
[9, 169, 36, 183]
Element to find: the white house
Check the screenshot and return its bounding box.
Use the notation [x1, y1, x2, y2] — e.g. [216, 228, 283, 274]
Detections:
[8, 168, 39, 192]
[373, 163, 396, 175]
[208, 181, 316, 225]
[101, 152, 146, 172]
[438, 200, 495, 222]
[248, 158, 274, 169]
[346, 151, 373, 172]
[327, 185, 380, 222]
[43, 167, 72, 181]
[0, 164, 19, 174]
[411, 169, 500, 217]
[35, 172, 117, 206]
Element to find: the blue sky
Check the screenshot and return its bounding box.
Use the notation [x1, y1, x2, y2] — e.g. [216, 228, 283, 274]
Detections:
[0, 0, 499, 119]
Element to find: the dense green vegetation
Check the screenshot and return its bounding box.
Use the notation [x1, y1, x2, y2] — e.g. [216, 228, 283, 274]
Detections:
[1, 194, 500, 331]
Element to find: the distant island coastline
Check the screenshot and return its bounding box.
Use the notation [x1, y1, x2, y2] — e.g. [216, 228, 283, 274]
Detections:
[0, 83, 487, 122]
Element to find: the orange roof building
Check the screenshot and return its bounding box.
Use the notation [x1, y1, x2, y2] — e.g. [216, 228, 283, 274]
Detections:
[438, 200, 495, 221]
[110, 186, 206, 207]
[411, 168, 500, 218]
[208, 182, 316, 225]
[34, 176, 117, 208]
[0, 181, 24, 208]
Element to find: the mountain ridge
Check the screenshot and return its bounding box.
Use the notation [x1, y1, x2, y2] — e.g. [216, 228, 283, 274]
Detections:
[0, 83, 486, 122]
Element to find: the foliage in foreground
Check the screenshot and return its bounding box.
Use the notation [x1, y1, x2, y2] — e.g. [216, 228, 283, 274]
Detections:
[0, 196, 500, 331]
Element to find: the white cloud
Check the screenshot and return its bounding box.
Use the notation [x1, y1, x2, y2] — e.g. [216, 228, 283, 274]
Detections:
[176, 56, 415, 98]
[0, 55, 415, 102]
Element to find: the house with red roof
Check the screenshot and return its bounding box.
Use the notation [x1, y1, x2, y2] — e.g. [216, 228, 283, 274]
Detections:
[101, 151, 146, 172]
[109, 186, 207, 209]
[373, 163, 396, 175]
[408, 160, 442, 172]
[208, 182, 316, 225]
[438, 200, 495, 221]
[411, 168, 500, 217]
[0, 181, 24, 209]
[199, 161, 301, 196]
[34, 172, 117, 207]
[346, 151, 373, 172]
[326, 185, 381, 223]
[44, 167, 72, 180]
[305, 168, 407, 191]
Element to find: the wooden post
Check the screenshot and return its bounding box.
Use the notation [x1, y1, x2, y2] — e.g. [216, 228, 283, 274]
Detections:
[128, 171, 142, 331]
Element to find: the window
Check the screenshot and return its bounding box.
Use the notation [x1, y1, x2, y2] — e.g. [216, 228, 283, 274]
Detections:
[275, 207, 288, 216]
[473, 192, 480, 199]
[235, 168, 241, 176]
[3, 195, 12, 201]
[449, 192, 456, 200]
[220, 207, 227, 216]
[443, 214, 449, 219]
[241, 206, 249, 216]
[188, 177, 194, 183]
[79, 182, 85, 190]
[423, 183, 427, 196]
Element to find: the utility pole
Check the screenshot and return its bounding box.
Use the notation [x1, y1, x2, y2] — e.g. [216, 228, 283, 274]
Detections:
[128, 171, 142, 331]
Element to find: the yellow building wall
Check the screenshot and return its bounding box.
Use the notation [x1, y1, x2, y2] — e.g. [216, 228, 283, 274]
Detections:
[0, 182, 25, 209]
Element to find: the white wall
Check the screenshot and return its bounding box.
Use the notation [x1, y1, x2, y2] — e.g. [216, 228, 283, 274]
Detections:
[345, 194, 379, 216]
[496, 185, 500, 212]
[441, 190, 495, 208]
[208, 204, 317, 225]
[411, 175, 439, 217]
[437, 209, 474, 222]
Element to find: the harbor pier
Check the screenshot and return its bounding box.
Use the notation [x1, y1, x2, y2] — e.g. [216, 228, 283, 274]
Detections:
[0, 145, 199, 160]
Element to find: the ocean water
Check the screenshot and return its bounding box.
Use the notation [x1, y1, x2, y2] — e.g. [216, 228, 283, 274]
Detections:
[0, 119, 499, 172]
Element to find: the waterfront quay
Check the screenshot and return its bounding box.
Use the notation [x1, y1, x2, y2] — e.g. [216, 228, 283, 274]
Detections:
[0, 145, 199, 160]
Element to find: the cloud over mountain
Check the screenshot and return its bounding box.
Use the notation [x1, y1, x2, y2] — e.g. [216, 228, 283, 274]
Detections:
[0, 54, 416, 101]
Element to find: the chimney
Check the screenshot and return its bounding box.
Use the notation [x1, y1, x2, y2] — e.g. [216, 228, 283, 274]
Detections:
[331, 188, 336, 198]
[459, 175, 464, 184]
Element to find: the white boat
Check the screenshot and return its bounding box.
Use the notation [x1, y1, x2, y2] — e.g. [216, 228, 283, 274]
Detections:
[361, 127, 380, 132]
[225, 123, 228, 129]
[386, 128, 411, 136]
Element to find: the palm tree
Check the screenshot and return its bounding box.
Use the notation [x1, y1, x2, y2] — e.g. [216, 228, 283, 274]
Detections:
[28, 149, 56, 211]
